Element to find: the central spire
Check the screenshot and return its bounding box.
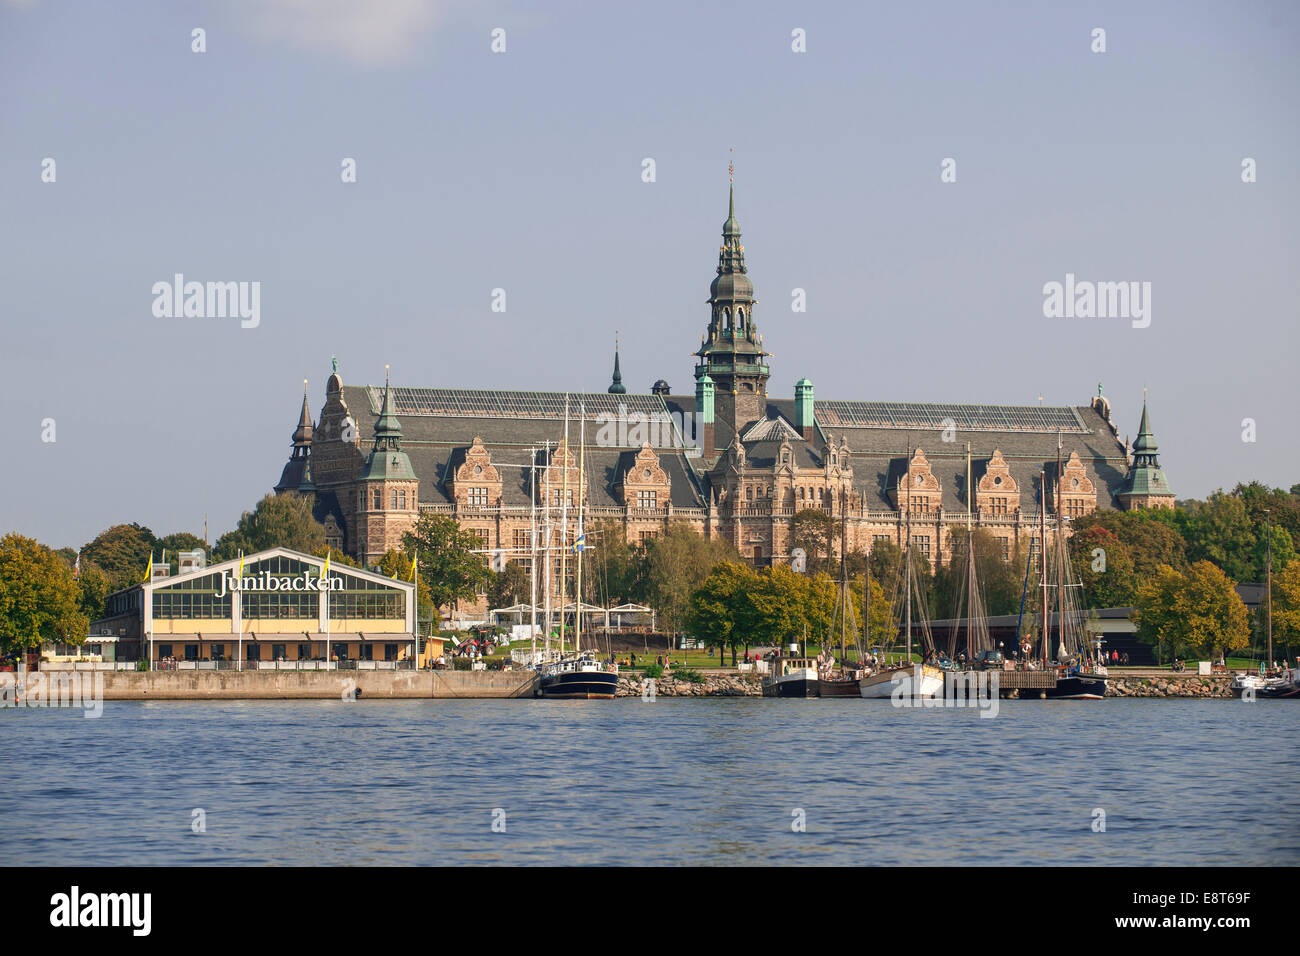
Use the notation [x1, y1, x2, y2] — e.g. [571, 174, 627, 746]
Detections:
[694, 158, 770, 434]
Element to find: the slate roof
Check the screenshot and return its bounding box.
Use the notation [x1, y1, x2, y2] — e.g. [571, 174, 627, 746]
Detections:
[341, 385, 706, 509]
[318, 384, 1130, 515]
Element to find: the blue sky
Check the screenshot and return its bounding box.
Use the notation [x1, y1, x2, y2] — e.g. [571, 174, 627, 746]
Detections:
[2, 0, 1297, 549]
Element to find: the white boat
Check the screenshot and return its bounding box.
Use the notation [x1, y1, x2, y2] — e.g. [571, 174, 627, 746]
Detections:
[859, 662, 945, 699]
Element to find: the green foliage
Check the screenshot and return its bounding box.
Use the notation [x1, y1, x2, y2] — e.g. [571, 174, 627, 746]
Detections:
[671, 666, 705, 683]
[641, 520, 737, 634]
[1068, 525, 1137, 608]
[402, 513, 491, 614]
[640, 662, 665, 679]
[687, 560, 758, 665]
[1272, 560, 1300, 654]
[213, 494, 326, 560]
[930, 527, 1023, 618]
[0, 533, 88, 655]
[81, 522, 157, 592]
[587, 519, 642, 604]
[74, 560, 112, 623]
[155, 532, 206, 572]
[486, 559, 530, 610]
[1133, 560, 1251, 660]
[1072, 509, 1187, 581]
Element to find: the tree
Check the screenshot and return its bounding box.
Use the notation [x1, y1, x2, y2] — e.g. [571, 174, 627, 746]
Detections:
[641, 521, 737, 635]
[1173, 491, 1258, 582]
[688, 561, 759, 665]
[750, 564, 810, 650]
[75, 560, 112, 623]
[1068, 525, 1137, 608]
[377, 548, 434, 615]
[1133, 561, 1250, 662]
[0, 533, 88, 657]
[155, 532, 207, 572]
[487, 560, 530, 610]
[402, 513, 490, 618]
[587, 519, 642, 604]
[1072, 509, 1186, 580]
[1271, 559, 1300, 660]
[791, 508, 835, 574]
[213, 494, 326, 560]
[81, 523, 157, 592]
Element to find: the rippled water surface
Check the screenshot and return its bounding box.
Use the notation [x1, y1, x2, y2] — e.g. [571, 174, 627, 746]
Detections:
[4, 698, 1297, 865]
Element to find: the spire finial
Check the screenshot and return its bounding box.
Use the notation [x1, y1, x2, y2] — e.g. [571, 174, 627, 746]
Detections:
[331, 355, 338, 374]
[303, 378, 308, 394]
[385, 363, 391, 386]
[729, 147, 734, 184]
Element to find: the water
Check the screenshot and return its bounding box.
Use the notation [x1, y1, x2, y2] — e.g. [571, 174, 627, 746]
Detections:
[4, 698, 1296, 865]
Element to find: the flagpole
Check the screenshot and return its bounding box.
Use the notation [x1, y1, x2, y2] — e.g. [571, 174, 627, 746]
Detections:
[237, 550, 244, 671]
[324, 550, 331, 669]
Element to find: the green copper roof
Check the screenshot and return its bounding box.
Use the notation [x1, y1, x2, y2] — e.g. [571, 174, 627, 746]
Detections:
[1121, 399, 1173, 498]
[361, 372, 416, 481]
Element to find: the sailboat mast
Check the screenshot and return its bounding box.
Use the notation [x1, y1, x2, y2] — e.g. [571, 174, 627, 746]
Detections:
[1055, 434, 1065, 660]
[1039, 469, 1049, 666]
[1266, 508, 1273, 667]
[576, 404, 586, 656]
[840, 490, 848, 664]
[543, 441, 553, 657]
[529, 446, 538, 662]
[966, 441, 973, 662]
[905, 447, 912, 664]
[558, 398, 570, 654]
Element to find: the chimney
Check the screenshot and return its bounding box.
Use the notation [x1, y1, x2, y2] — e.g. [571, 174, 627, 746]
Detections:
[695, 373, 715, 458]
[795, 377, 815, 443]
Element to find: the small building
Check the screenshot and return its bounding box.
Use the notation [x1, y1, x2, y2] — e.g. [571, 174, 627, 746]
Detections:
[89, 547, 438, 668]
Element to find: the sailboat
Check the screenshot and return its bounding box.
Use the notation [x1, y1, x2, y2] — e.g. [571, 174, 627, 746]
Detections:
[1035, 448, 1107, 700]
[860, 449, 945, 699]
[537, 399, 619, 699]
[818, 492, 865, 697]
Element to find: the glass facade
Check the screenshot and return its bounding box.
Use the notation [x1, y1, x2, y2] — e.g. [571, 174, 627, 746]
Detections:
[328, 571, 405, 620]
[152, 570, 233, 620]
[239, 555, 322, 621]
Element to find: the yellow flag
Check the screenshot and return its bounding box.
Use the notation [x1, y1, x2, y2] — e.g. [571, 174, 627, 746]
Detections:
[410, 555, 418, 583]
[237, 553, 244, 584]
[324, 550, 330, 581]
[142, 554, 152, 583]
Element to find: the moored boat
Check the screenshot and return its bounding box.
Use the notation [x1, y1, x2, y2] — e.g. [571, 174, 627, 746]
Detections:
[762, 657, 820, 698]
[539, 652, 619, 699]
[859, 662, 945, 699]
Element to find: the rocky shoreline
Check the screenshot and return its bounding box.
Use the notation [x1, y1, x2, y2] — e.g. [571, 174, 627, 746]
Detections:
[614, 672, 1238, 699]
[1105, 675, 1235, 698]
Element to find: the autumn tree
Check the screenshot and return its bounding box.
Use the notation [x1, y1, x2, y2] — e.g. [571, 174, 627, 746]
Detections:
[1271, 559, 1300, 660]
[0, 534, 88, 657]
[1133, 561, 1250, 662]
